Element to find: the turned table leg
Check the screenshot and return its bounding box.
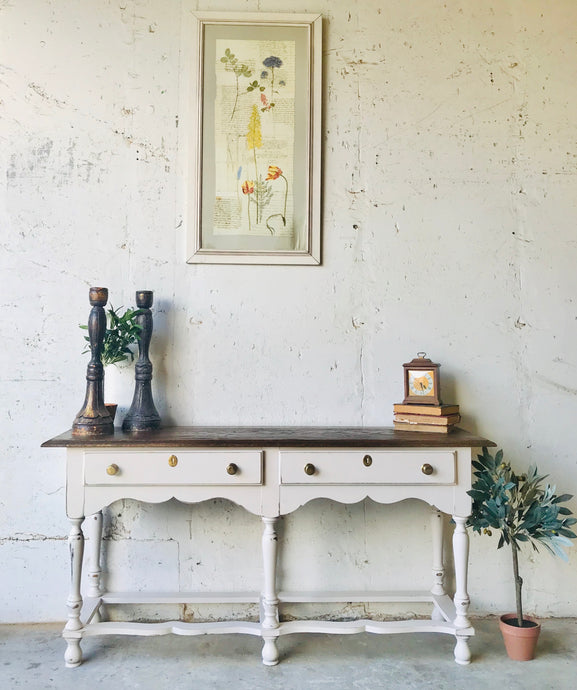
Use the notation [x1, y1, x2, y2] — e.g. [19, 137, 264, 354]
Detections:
[430, 508, 446, 621]
[86, 511, 103, 622]
[452, 515, 472, 665]
[261, 516, 280, 666]
[64, 517, 85, 668]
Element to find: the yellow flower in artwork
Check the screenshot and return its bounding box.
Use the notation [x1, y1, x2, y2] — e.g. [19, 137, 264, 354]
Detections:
[247, 104, 262, 150]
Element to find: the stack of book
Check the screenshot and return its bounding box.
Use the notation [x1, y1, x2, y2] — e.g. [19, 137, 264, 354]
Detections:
[393, 403, 460, 433]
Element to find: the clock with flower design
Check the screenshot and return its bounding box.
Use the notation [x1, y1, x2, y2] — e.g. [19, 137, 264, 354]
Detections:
[402, 353, 442, 406]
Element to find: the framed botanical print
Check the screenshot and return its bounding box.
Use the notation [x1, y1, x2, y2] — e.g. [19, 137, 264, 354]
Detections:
[180, 11, 322, 264]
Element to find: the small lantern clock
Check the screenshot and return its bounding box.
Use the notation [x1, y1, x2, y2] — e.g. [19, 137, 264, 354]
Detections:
[402, 353, 441, 406]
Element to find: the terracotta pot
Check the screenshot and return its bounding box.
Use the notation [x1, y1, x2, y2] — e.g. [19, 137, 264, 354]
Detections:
[499, 613, 541, 661]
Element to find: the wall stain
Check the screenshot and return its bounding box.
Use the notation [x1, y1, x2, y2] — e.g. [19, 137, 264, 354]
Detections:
[535, 375, 577, 396]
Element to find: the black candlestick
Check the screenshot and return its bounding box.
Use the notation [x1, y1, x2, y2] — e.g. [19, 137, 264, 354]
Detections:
[122, 290, 161, 432]
[72, 287, 114, 436]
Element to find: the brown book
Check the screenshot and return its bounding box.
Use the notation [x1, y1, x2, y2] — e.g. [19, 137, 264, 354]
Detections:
[393, 403, 460, 416]
[393, 413, 461, 426]
[394, 422, 457, 434]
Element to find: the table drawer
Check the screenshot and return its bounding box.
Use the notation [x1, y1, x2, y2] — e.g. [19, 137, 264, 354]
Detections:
[84, 450, 263, 486]
[280, 450, 456, 485]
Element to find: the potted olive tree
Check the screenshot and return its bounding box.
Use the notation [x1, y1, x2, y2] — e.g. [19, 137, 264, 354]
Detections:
[468, 447, 576, 660]
[81, 305, 141, 423]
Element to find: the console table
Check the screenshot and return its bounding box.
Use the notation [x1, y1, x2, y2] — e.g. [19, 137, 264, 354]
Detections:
[42, 426, 495, 668]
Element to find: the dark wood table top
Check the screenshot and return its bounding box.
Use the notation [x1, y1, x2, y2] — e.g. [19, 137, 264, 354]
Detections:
[42, 426, 496, 449]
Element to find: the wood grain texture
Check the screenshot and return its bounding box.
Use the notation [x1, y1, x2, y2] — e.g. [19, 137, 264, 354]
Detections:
[42, 426, 496, 448]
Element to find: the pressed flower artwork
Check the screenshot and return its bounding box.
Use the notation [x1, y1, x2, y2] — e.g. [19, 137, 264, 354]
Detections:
[212, 38, 296, 238]
[186, 13, 322, 263]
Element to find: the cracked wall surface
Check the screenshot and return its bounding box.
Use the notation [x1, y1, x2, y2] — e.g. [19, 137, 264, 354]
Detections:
[2, 0, 577, 622]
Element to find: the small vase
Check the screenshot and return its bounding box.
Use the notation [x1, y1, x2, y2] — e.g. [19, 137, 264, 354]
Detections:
[104, 403, 118, 424]
[104, 362, 134, 427]
[499, 613, 541, 661]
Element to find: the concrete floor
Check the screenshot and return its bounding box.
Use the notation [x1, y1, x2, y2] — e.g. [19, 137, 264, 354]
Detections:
[1, 619, 576, 690]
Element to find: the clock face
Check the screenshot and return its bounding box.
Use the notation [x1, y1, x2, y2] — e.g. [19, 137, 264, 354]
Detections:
[408, 370, 435, 396]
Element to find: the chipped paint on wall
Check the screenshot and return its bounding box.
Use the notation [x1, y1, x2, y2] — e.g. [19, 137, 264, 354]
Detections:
[2, 0, 577, 622]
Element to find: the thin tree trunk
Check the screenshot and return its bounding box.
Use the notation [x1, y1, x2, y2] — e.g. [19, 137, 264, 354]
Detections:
[512, 542, 524, 626]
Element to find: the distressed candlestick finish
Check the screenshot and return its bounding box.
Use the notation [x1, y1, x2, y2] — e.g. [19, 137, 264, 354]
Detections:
[122, 290, 161, 432]
[72, 287, 113, 436]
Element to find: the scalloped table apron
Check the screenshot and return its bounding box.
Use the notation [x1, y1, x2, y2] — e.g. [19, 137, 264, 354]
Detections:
[42, 426, 496, 668]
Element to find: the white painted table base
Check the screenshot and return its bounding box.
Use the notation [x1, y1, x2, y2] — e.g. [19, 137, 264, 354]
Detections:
[42, 427, 494, 668]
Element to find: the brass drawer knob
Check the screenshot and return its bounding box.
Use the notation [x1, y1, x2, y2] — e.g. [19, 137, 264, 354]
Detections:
[168, 455, 178, 467]
[304, 463, 316, 476]
[363, 454, 372, 467]
[106, 463, 119, 476]
[226, 463, 238, 475]
[421, 463, 434, 476]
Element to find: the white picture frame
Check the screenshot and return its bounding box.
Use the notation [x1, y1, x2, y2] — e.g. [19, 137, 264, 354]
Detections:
[180, 10, 322, 265]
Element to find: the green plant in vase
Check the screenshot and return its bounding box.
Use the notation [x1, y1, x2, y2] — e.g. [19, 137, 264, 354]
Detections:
[81, 305, 142, 366]
[80, 305, 142, 421]
[467, 447, 576, 660]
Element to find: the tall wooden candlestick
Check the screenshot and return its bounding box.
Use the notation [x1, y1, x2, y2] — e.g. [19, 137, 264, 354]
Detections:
[122, 290, 161, 432]
[72, 287, 114, 436]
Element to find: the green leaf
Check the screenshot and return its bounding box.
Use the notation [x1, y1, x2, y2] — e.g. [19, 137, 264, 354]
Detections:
[553, 494, 573, 504]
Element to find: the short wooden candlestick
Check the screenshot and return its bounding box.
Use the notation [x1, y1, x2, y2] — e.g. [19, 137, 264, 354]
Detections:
[72, 287, 114, 436]
[122, 290, 161, 432]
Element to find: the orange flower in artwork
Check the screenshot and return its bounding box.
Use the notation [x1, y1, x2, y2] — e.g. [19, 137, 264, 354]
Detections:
[241, 180, 255, 194]
[266, 165, 282, 181]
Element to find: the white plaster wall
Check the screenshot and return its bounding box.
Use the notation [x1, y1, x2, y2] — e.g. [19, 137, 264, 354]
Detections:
[1, 0, 577, 622]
